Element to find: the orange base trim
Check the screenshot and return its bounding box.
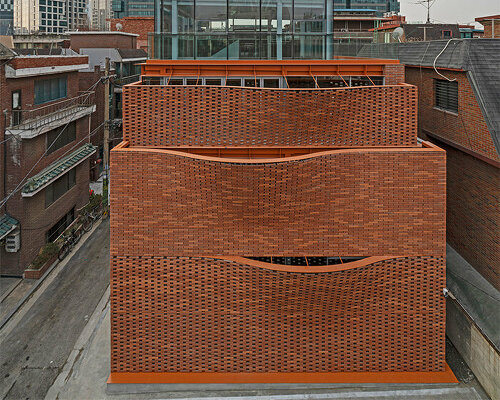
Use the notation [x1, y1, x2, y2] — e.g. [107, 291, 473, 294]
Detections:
[108, 365, 458, 385]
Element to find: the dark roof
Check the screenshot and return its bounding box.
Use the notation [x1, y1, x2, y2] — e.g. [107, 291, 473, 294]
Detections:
[116, 48, 147, 59]
[402, 24, 461, 41]
[358, 39, 500, 157]
[15, 48, 64, 55]
[0, 214, 18, 240]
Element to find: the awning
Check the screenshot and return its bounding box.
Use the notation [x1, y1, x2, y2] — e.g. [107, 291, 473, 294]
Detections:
[22, 143, 97, 197]
[0, 214, 19, 240]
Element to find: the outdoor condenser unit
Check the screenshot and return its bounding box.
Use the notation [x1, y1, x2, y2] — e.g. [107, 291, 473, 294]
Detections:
[5, 230, 20, 253]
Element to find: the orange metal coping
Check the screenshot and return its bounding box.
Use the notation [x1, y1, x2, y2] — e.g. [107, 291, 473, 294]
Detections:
[108, 364, 458, 384]
[141, 59, 400, 78]
[112, 141, 444, 164]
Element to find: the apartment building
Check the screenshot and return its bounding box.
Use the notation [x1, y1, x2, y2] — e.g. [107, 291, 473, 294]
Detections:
[0, 46, 96, 276]
[0, 0, 13, 35]
[334, 0, 400, 16]
[112, 0, 154, 19]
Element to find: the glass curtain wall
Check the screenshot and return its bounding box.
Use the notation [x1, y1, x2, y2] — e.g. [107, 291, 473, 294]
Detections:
[152, 0, 334, 59]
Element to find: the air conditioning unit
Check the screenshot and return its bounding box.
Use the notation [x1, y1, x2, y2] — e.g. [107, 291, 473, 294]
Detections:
[5, 230, 20, 253]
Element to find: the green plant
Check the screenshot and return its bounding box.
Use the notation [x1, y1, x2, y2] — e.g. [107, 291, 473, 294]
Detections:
[30, 242, 59, 270]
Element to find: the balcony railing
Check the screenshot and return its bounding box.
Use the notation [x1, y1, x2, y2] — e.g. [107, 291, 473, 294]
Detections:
[7, 91, 95, 131]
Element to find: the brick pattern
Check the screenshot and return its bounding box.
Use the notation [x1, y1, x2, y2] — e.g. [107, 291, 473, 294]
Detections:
[111, 255, 446, 373]
[70, 33, 137, 52]
[405, 67, 499, 163]
[441, 143, 500, 289]
[110, 147, 446, 257]
[9, 55, 88, 70]
[384, 64, 405, 85]
[122, 84, 418, 147]
[109, 17, 154, 51]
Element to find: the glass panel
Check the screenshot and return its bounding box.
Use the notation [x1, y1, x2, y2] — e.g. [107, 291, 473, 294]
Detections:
[228, 0, 259, 32]
[288, 77, 315, 88]
[205, 78, 222, 85]
[293, 34, 325, 59]
[263, 78, 280, 88]
[178, 0, 194, 33]
[196, 35, 227, 58]
[228, 33, 260, 59]
[168, 79, 184, 85]
[244, 78, 260, 87]
[317, 76, 348, 88]
[186, 78, 200, 85]
[225, 78, 241, 86]
[196, 0, 227, 33]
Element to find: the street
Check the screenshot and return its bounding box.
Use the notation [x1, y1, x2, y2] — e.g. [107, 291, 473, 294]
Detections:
[0, 220, 109, 399]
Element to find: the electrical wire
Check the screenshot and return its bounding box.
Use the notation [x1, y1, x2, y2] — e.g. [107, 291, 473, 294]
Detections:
[433, 39, 458, 82]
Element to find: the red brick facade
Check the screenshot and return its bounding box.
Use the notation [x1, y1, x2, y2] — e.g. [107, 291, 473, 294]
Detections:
[111, 145, 445, 257]
[9, 55, 88, 70]
[123, 84, 418, 147]
[69, 32, 137, 52]
[110, 60, 447, 382]
[109, 17, 154, 52]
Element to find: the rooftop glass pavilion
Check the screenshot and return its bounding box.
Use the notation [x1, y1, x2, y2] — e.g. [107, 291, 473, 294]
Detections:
[152, 0, 335, 59]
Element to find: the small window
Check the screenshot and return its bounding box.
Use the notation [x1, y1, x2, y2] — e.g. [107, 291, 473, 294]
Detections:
[45, 168, 77, 207]
[205, 78, 222, 86]
[263, 78, 280, 88]
[442, 30, 452, 39]
[244, 78, 260, 87]
[46, 207, 75, 242]
[34, 76, 67, 104]
[225, 78, 242, 86]
[47, 121, 76, 154]
[168, 79, 183, 85]
[435, 79, 458, 113]
[185, 78, 199, 85]
[142, 77, 162, 85]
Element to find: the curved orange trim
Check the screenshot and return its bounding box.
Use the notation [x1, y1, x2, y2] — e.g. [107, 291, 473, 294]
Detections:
[108, 364, 458, 384]
[113, 141, 441, 164]
[202, 256, 402, 273]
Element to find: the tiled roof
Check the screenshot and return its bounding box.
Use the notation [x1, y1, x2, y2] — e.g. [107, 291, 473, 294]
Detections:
[22, 143, 96, 196]
[0, 214, 19, 240]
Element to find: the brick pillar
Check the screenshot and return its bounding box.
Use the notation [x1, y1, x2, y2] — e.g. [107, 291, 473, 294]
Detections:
[385, 64, 405, 85]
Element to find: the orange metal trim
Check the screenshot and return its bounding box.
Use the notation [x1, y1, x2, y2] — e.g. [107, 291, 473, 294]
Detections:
[111, 141, 444, 164]
[219, 256, 400, 273]
[141, 59, 399, 78]
[108, 364, 458, 384]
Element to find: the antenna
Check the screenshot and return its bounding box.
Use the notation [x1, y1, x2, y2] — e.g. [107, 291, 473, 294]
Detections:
[413, 0, 437, 24]
[392, 27, 404, 42]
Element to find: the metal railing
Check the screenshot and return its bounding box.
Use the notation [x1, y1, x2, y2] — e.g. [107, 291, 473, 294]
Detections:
[8, 91, 95, 130]
[114, 74, 141, 87]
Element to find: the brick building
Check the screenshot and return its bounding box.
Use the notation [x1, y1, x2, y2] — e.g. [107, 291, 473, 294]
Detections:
[475, 15, 500, 39]
[0, 46, 97, 276]
[109, 16, 154, 52]
[107, 57, 453, 384]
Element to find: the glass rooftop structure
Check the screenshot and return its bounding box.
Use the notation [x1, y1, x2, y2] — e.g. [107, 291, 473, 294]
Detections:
[152, 0, 335, 60]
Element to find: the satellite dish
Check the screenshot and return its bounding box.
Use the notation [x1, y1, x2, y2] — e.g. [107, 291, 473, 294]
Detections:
[392, 27, 404, 42]
[116, 23, 123, 31]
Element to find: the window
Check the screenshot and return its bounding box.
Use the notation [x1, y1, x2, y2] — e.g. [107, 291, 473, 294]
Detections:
[441, 30, 452, 39]
[47, 121, 76, 154]
[34, 76, 67, 105]
[435, 79, 458, 113]
[45, 168, 76, 207]
[46, 207, 75, 242]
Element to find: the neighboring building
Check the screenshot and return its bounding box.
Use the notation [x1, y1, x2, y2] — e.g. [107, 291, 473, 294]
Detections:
[475, 15, 500, 39]
[0, 47, 97, 276]
[13, 0, 89, 34]
[112, 0, 154, 19]
[334, 8, 386, 38]
[392, 39, 499, 399]
[89, 0, 113, 31]
[0, 0, 13, 35]
[11, 33, 70, 49]
[459, 25, 484, 39]
[334, 0, 400, 16]
[109, 16, 154, 52]
[372, 23, 461, 42]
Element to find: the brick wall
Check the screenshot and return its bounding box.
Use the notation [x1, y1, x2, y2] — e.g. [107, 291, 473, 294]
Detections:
[109, 17, 154, 51]
[405, 67, 499, 163]
[9, 55, 88, 70]
[440, 142, 499, 289]
[123, 84, 418, 147]
[384, 64, 405, 85]
[111, 146, 446, 257]
[111, 255, 445, 373]
[70, 33, 137, 52]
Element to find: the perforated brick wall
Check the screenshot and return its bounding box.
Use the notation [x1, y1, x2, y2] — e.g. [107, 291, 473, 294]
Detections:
[110, 255, 446, 373]
[122, 84, 418, 147]
[110, 147, 446, 257]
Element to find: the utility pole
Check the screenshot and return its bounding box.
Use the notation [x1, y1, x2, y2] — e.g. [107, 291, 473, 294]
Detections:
[103, 57, 110, 189]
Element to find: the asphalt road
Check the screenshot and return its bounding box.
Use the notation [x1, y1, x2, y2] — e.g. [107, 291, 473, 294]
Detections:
[0, 220, 109, 400]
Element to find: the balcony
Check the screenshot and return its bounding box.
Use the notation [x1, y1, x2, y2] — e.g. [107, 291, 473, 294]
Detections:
[6, 91, 96, 139]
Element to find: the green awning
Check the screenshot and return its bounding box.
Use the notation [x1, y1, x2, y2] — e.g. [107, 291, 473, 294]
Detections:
[22, 143, 96, 196]
[0, 214, 19, 240]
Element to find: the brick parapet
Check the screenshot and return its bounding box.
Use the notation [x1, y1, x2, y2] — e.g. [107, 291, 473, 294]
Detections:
[9, 55, 88, 70]
[122, 84, 418, 147]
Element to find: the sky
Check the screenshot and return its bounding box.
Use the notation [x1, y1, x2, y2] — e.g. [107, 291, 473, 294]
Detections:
[399, 0, 500, 27]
